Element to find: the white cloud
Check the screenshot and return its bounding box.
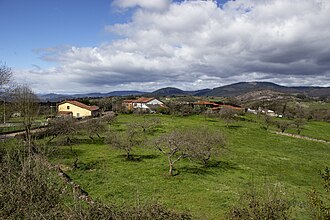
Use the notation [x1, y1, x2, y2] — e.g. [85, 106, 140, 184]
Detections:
[15, 0, 330, 93]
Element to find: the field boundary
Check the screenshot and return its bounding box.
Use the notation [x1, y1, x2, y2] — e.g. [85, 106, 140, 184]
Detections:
[271, 131, 330, 144]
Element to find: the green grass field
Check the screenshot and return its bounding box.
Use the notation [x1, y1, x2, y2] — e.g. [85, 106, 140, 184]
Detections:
[49, 114, 330, 219]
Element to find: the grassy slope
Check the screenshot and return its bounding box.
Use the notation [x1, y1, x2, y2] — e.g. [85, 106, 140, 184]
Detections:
[49, 114, 330, 219]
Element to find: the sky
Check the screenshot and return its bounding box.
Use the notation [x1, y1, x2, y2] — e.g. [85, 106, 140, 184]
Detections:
[1, 0, 330, 94]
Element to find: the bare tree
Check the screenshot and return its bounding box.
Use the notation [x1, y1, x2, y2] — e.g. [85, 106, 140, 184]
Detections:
[11, 85, 40, 153]
[85, 118, 107, 140]
[102, 112, 117, 125]
[0, 63, 12, 88]
[293, 118, 306, 135]
[276, 120, 291, 133]
[44, 118, 78, 144]
[155, 130, 189, 176]
[0, 64, 13, 123]
[219, 107, 238, 127]
[106, 126, 142, 160]
[133, 116, 161, 133]
[186, 128, 226, 166]
[263, 115, 273, 130]
[155, 128, 226, 175]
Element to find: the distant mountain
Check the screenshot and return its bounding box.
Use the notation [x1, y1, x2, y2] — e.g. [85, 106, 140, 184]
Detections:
[151, 87, 186, 96]
[106, 91, 146, 97]
[202, 82, 330, 97]
[38, 90, 146, 102]
[188, 89, 212, 96]
[38, 93, 72, 102]
[38, 82, 329, 102]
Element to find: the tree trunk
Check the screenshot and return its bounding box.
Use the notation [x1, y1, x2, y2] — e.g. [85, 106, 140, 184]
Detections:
[168, 156, 174, 176]
[25, 124, 32, 155]
[126, 151, 131, 160]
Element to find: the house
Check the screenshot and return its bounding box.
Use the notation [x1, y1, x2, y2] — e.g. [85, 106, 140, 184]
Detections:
[122, 97, 165, 112]
[193, 101, 220, 108]
[122, 100, 135, 111]
[57, 100, 99, 118]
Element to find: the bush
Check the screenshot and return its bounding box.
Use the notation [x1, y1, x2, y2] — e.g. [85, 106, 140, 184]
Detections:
[227, 181, 292, 220]
[308, 167, 330, 219]
[0, 143, 192, 219]
[0, 145, 69, 219]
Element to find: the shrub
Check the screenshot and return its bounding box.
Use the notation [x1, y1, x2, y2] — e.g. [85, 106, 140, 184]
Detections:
[227, 182, 292, 220]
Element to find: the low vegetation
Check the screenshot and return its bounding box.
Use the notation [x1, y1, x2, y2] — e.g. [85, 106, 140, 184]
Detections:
[43, 114, 329, 219]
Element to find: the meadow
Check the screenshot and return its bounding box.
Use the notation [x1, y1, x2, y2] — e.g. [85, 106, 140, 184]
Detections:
[48, 114, 330, 219]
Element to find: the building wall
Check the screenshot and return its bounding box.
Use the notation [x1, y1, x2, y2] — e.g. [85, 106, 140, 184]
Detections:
[147, 99, 163, 105]
[58, 103, 91, 117]
[133, 103, 149, 109]
[123, 102, 133, 110]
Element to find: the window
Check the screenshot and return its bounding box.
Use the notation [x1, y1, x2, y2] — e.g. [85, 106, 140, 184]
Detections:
[67, 106, 70, 110]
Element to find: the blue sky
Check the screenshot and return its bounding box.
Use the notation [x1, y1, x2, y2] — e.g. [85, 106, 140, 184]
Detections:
[1, 0, 125, 68]
[1, 0, 329, 93]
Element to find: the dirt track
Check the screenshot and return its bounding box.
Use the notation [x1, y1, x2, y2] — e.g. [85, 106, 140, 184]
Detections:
[272, 131, 330, 144]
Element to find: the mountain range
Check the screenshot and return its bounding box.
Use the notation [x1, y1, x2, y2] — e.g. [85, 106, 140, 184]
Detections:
[38, 82, 330, 102]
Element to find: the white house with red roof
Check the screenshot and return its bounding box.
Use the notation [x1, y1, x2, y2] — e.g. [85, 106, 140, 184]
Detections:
[122, 97, 164, 111]
[58, 100, 99, 118]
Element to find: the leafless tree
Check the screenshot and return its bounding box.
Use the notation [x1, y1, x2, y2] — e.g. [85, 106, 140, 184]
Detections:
[102, 112, 117, 125]
[263, 115, 273, 130]
[219, 107, 237, 127]
[85, 118, 108, 140]
[276, 120, 291, 133]
[0, 64, 13, 123]
[0, 63, 12, 88]
[185, 128, 226, 166]
[44, 117, 78, 144]
[155, 128, 226, 175]
[293, 118, 306, 135]
[106, 126, 142, 160]
[11, 85, 40, 153]
[133, 116, 161, 133]
[155, 130, 189, 176]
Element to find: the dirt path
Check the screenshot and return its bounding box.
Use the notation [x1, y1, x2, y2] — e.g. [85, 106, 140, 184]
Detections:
[0, 127, 46, 141]
[271, 131, 330, 144]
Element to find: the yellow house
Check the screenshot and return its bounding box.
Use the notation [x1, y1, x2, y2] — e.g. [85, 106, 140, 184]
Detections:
[58, 100, 99, 118]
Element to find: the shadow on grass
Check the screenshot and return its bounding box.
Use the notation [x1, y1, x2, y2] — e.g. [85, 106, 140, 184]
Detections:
[206, 160, 238, 171]
[77, 160, 101, 171]
[46, 137, 105, 146]
[115, 154, 160, 162]
[205, 118, 219, 122]
[180, 166, 212, 175]
[226, 125, 242, 129]
[181, 160, 239, 176]
[48, 147, 84, 159]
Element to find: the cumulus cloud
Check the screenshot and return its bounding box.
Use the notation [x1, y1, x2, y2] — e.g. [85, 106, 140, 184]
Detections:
[15, 0, 330, 93]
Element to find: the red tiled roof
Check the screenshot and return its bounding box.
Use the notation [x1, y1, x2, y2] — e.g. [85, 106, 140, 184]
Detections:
[122, 100, 135, 103]
[60, 100, 99, 111]
[133, 97, 155, 103]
